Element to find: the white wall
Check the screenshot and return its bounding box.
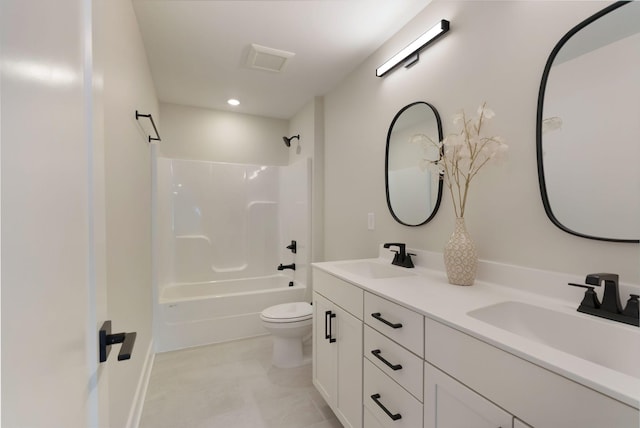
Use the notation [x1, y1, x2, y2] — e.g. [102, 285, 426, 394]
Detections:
[159, 102, 289, 165]
[103, 0, 158, 426]
[289, 97, 326, 274]
[323, 1, 639, 282]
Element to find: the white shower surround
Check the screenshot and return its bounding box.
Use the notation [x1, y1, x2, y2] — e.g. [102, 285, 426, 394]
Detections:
[155, 157, 311, 351]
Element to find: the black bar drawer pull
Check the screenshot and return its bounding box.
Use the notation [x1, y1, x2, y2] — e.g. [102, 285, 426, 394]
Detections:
[371, 393, 402, 421]
[371, 349, 402, 371]
[325, 310, 337, 343]
[371, 312, 403, 329]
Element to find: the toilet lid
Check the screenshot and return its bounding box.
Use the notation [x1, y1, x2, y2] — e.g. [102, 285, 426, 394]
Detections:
[261, 302, 312, 323]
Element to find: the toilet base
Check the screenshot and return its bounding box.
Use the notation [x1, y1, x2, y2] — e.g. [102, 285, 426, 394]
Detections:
[271, 335, 308, 368]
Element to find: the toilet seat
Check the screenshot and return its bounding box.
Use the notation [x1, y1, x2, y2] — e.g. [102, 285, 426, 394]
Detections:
[260, 302, 312, 323]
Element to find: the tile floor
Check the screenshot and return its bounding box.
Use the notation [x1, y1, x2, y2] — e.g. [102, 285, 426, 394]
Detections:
[140, 335, 342, 428]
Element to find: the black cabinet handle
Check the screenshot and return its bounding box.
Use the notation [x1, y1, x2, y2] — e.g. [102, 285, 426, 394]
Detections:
[324, 310, 331, 340]
[371, 312, 403, 329]
[371, 393, 402, 421]
[371, 349, 402, 371]
[325, 310, 336, 343]
[99, 320, 137, 363]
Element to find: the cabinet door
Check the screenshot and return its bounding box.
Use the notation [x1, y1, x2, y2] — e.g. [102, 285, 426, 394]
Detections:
[425, 363, 512, 428]
[313, 293, 337, 407]
[335, 304, 363, 428]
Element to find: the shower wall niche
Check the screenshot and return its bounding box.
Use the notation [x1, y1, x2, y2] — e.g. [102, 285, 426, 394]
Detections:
[156, 158, 311, 290]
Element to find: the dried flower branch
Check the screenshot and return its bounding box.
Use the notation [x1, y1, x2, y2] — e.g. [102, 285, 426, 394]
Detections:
[415, 102, 507, 218]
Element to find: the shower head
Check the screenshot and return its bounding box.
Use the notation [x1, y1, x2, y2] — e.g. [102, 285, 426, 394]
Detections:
[282, 134, 300, 147]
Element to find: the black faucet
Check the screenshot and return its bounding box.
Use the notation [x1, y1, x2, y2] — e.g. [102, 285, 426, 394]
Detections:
[383, 243, 415, 268]
[569, 273, 639, 327]
[586, 273, 622, 313]
[277, 263, 296, 271]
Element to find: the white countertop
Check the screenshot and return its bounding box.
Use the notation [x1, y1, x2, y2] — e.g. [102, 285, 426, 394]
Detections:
[313, 251, 640, 409]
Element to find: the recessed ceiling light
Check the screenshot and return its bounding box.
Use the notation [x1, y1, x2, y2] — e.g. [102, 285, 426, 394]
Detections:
[227, 98, 240, 106]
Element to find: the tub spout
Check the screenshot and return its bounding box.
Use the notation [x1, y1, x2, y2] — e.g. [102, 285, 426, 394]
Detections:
[277, 263, 296, 271]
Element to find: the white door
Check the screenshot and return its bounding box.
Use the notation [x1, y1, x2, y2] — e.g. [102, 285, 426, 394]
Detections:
[1, 0, 109, 426]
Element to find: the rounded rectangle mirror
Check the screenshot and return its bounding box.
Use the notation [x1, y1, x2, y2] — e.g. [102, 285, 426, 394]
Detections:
[385, 101, 443, 226]
[536, 1, 640, 243]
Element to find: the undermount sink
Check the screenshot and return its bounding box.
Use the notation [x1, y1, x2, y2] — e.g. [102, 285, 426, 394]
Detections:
[467, 301, 640, 379]
[336, 261, 416, 279]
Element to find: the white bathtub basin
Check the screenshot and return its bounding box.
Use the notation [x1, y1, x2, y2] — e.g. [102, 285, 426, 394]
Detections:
[335, 261, 416, 279]
[467, 301, 640, 379]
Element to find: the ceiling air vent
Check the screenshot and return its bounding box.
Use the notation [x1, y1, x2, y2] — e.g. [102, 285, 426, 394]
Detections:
[246, 44, 295, 73]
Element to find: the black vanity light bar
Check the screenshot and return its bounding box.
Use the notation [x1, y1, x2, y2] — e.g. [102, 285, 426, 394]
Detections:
[376, 19, 450, 77]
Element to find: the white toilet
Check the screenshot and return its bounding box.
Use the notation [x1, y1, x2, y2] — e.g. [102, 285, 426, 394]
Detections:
[260, 302, 313, 368]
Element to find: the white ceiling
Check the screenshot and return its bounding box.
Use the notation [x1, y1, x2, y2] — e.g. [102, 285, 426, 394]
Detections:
[132, 0, 431, 119]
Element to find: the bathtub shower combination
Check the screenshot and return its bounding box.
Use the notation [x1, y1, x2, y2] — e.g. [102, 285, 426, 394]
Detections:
[155, 158, 311, 352]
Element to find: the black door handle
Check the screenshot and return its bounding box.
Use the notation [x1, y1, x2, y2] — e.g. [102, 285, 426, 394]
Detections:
[371, 312, 403, 329]
[99, 320, 137, 363]
[371, 349, 402, 371]
[371, 393, 402, 421]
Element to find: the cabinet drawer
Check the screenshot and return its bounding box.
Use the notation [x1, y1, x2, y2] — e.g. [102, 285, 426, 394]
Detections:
[363, 359, 423, 428]
[314, 268, 363, 319]
[364, 325, 423, 401]
[364, 407, 386, 428]
[365, 292, 424, 356]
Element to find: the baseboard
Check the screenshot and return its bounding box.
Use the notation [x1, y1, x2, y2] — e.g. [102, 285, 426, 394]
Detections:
[126, 339, 155, 428]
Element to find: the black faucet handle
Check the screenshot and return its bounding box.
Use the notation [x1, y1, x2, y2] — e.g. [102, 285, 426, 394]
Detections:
[403, 253, 415, 268]
[623, 294, 639, 318]
[569, 283, 600, 309]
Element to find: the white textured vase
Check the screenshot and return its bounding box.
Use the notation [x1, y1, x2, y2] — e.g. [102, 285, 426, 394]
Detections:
[444, 217, 478, 286]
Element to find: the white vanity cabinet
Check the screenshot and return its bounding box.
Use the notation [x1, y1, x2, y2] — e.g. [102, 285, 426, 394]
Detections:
[313, 269, 364, 428]
[313, 260, 639, 428]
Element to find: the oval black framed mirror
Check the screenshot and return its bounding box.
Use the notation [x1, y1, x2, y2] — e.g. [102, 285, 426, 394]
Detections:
[536, 1, 640, 243]
[385, 101, 443, 226]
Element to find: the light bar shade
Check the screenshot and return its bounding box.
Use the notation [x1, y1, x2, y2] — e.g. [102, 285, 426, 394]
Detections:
[376, 19, 450, 77]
